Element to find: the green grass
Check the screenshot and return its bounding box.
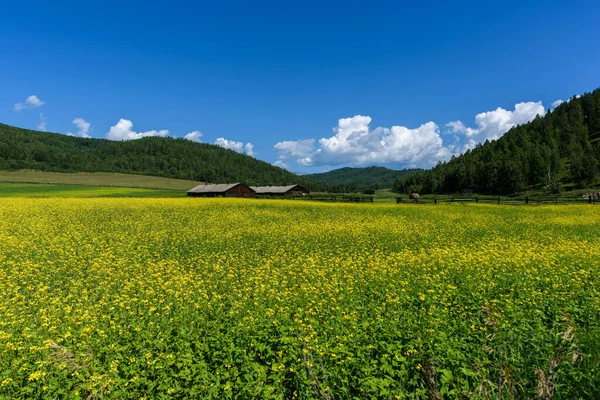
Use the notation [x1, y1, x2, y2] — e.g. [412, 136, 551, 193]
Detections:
[0, 170, 197, 198]
[0, 170, 200, 190]
[373, 189, 399, 203]
[0, 182, 186, 198]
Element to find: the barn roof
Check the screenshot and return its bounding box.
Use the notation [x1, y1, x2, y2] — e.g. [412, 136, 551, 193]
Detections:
[250, 185, 307, 194]
[187, 183, 251, 193]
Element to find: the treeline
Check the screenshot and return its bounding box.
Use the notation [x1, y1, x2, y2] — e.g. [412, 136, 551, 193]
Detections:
[305, 166, 422, 191]
[0, 124, 347, 192]
[395, 88, 600, 195]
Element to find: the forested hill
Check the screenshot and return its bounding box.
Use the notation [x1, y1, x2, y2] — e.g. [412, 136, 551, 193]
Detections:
[395, 88, 600, 195]
[306, 166, 422, 191]
[0, 123, 334, 191]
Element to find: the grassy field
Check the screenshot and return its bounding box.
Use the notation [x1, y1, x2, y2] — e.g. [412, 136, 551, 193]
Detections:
[0, 182, 186, 198]
[0, 170, 200, 190]
[1, 199, 599, 398]
[374, 189, 399, 202]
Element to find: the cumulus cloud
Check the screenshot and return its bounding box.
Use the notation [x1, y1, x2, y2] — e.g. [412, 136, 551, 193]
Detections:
[281, 115, 450, 168]
[297, 156, 313, 166]
[215, 138, 242, 151]
[326, 119, 449, 167]
[15, 95, 45, 111]
[273, 159, 288, 169]
[277, 100, 548, 169]
[38, 113, 47, 131]
[106, 119, 169, 141]
[447, 101, 545, 142]
[445, 120, 466, 134]
[273, 139, 315, 166]
[214, 138, 255, 157]
[67, 118, 92, 138]
[274, 139, 315, 158]
[551, 99, 564, 109]
[244, 143, 255, 157]
[184, 131, 203, 142]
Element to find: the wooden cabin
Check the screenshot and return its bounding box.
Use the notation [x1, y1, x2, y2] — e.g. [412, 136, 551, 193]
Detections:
[250, 184, 310, 196]
[187, 183, 255, 197]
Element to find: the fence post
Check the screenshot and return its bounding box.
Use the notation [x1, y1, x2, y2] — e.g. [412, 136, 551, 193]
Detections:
[451, 196, 454, 203]
[475, 197, 478, 203]
[434, 198, 437, 205]
[526, 196, 529, 205]
[555, 196, 558, 205]
[497, 196, 500, 205]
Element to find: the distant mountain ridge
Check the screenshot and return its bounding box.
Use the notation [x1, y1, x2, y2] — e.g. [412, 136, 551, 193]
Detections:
[306, 166, 422, 191]
[395, 88, 600, 195]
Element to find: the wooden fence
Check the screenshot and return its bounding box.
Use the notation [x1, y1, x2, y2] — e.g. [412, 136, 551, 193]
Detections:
[253, 193, 598, 205]
[396, 195, 599, 205]
[290, 194, 374, 203]
[253, 194, 374, 203]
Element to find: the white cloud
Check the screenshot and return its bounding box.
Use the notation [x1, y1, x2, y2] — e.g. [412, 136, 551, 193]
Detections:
[551, 99, 564, 109]
[447, 138, 478, 155]
[284, 115, 451, 168]
[15, 95, 45, 111]
[273, 139, 315, 166]
[244, 143, 255, 157]
[67, 118, 92, 138]
[214, 138, 255, 157]
[274, 139, 315, 158]
[450, 101, 545, 142]
[297, 156, 313, 166]
[445, 120, 466, 134]
[277, 100, 548, 169]
[273, 159, 288, 169]
[106, 119, 169, 141]
[319, 115, 373, 158]
[317, 121, 450, 167]
[184, 131, 203, 142]
[215, 138, 243, 152]
[38, 113, 47, 131]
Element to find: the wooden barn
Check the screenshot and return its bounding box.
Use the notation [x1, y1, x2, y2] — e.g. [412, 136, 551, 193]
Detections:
[187, 183, 255, 197]
[250, 184, 310, 196]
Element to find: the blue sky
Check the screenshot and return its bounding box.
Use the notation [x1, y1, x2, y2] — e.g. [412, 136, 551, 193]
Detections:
[1, 1, 599, 173]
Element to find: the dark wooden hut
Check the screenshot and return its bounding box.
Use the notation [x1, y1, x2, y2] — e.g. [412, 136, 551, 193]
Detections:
[250, 184, 310, 196]
[187, 183, 255, 197]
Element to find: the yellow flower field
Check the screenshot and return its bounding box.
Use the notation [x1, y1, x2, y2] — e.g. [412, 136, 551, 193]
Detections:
[1, 198, 599, 398]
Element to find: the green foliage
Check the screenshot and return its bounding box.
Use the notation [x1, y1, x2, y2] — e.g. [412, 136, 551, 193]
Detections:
[0, 170, 200, 190]
[0, 124, 340, 192]
[395, 88, 600, 195]
[306, 166, 422, 191]
[1, 200, 600, 398]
